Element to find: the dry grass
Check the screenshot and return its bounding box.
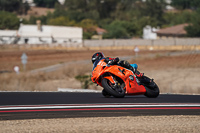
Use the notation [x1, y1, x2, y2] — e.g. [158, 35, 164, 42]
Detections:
[0, 47, 200, 94]
[0, 63, 96, 92]
[1, 60, 200, 94]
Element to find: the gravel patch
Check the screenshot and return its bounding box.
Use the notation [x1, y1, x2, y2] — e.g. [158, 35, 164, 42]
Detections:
[1, 115, 200, 133]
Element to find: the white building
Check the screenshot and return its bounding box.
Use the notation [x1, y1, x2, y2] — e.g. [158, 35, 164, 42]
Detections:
[142, 0, 174, 10]
[143, 25, 159, 40]
[0, 23, 83, 45]
[0, 30, 18, 44]
[58, 0, 65, 5]
[17, 23, 83, 45]
[23, 0, 65, 6]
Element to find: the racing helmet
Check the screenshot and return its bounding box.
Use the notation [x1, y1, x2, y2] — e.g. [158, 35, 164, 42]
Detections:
[91, 52, 105, 64]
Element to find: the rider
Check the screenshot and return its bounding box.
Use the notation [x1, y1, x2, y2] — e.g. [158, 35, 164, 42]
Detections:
[91, 52, 143, 78]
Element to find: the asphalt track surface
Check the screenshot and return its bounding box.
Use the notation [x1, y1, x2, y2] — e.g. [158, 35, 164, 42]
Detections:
[0, 92, 200, 120]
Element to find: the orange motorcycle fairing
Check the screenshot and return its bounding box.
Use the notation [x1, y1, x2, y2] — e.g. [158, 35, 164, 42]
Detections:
[91, 59, 108, 86]
[103, 76, 116, 84]
[104, 66, 146, 95]
[125, 77, 146, 95]
[91, 59, 147, 95]
[91, 61, 118, 86]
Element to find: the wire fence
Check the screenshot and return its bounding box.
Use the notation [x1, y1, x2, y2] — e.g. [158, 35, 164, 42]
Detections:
[83, 38, 200, 47]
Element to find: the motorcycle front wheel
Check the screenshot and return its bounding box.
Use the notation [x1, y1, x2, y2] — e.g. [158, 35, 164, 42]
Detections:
[101, 78, 125, 98]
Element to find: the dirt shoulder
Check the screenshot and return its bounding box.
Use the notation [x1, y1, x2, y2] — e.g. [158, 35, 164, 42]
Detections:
[1, 115, 200, 133]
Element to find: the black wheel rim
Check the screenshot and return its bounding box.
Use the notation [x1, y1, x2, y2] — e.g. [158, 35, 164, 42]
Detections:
[108, 81, 124, 94]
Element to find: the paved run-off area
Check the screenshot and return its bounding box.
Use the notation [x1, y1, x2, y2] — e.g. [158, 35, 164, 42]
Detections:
[1, 115, 200, 133]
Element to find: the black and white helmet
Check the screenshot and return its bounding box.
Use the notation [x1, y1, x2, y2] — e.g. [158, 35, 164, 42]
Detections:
[91, 52, 105, 64]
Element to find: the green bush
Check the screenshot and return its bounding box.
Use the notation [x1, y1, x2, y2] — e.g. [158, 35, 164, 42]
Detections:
[75, 75, 93, 89]
[0, 11, 19, 29]
[185, 9, 200, 37]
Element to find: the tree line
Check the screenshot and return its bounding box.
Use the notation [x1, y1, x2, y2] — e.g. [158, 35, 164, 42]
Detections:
[0, 0, 200, 38]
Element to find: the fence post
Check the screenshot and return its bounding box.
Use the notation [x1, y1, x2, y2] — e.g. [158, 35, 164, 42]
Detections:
[82, 39, 84, 47]
[174, 37, 176, 46]
[151, 39, 154, 46]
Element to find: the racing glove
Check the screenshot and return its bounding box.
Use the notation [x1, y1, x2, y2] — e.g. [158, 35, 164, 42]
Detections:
[107, 57, 119, 65]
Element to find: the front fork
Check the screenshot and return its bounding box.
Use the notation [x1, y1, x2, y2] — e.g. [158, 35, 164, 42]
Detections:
[103, 75, 122, 91]
[103, 74, 116, 85]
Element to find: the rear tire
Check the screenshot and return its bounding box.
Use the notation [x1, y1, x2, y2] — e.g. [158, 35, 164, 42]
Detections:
[101, 78, 125, 98]
[139, 76, 159, 98]
[144, 81, 159, 98]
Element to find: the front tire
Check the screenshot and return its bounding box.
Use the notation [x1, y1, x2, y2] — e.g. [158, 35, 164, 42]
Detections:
[101, 78, 125, 98]
[102, 89, 111, 98]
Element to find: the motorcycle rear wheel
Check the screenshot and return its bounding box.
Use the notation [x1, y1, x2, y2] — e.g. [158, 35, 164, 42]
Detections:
[138, 76, 159, 98]
[144, 80, 159, 98]
[101, 78, 125, 98]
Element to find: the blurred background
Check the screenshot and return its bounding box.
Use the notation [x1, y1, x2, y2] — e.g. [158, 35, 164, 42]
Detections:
[0, 0, 199, 94]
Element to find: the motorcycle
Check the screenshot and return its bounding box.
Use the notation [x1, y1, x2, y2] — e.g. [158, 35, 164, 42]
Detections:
[91, 61, 159, 98]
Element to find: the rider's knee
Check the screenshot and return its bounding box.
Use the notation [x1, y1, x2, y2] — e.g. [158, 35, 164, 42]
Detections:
[119, 60, 130, 68]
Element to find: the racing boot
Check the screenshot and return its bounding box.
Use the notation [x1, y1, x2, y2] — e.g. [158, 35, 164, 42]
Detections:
[148, 78, 156, 88]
